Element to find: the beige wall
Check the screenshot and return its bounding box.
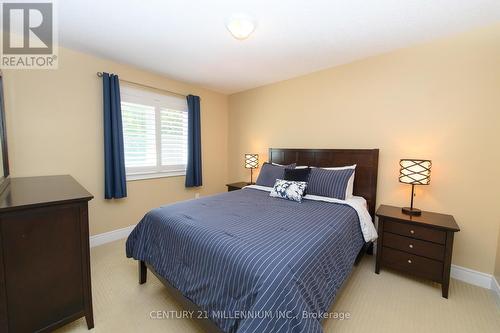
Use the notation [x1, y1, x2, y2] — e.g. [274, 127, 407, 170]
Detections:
[3, 47, 228, 236]
[228, 25, 500, 274]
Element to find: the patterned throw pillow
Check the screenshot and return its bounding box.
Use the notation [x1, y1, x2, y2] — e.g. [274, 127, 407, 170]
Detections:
[269, 179, 308, 203]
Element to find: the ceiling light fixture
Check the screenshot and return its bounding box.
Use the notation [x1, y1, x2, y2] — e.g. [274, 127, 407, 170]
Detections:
[226, 14, 255, 40]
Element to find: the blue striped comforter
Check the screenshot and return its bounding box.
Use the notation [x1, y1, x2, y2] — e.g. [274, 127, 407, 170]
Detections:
[126, 188, 365, 333]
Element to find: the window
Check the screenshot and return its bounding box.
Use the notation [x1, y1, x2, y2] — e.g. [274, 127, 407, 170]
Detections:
[121, 84, 188, 180]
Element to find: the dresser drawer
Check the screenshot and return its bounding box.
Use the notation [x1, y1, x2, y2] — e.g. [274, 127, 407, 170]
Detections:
[384, 219, 446, 244]
[383, 232, 445, 261]
[382, 247, 443, 282]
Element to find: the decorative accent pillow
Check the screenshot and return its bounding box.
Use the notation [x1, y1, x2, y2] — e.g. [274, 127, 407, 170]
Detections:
[284, 167, 311, 182]
[256, 162, 296, 187]
[269, 179, 308, 202]
[307, 168, 355, 200]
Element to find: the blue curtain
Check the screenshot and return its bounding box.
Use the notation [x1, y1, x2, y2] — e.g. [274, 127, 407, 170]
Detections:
[185, 95, 202, 187]
[103, 72, 127, 199]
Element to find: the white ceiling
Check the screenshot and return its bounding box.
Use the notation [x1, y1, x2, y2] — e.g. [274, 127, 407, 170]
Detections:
[59, 0, 500, 94]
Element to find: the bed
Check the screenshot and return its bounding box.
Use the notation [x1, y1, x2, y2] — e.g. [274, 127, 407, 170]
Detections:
[126, 148, 379, 333]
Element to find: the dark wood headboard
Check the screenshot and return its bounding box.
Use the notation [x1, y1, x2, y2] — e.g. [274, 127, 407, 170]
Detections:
[269, 148, 379, 219]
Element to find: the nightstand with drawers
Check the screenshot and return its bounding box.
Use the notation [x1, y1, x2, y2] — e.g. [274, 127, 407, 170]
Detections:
[375, 205, 460, 298]
[226, 182, 251, 192]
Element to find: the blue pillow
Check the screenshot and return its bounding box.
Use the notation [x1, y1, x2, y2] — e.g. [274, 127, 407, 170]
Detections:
[269, 179, 308, 203]
[256, 162, 296, 187]
[307, 168, 355, 200]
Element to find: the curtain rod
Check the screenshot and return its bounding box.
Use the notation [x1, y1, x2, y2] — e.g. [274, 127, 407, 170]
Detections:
[96, 72, 187, 98]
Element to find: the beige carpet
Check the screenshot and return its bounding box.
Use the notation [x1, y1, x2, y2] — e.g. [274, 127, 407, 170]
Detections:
[57, 239, 500, 333]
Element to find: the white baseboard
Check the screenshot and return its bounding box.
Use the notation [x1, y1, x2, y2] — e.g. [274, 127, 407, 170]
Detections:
[490, 275, 500, 306]
[448, 265, 500, 304]
[450, 264, 493, 289]
[89, 225, 136, 248]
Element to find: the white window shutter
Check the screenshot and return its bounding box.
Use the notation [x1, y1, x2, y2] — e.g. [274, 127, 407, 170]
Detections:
[120, 85, 188, 180]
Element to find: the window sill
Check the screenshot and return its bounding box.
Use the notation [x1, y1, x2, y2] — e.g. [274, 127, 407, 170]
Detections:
[126, 171, 186, 182]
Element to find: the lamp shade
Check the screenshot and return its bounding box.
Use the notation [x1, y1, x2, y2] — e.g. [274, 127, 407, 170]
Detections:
[399, 159, 431, 185]
[245, 154, 259, 169]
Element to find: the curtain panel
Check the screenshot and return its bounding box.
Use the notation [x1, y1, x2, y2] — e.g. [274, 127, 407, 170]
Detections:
[103, 72, 127, 199]
[185, 95, 202, 187]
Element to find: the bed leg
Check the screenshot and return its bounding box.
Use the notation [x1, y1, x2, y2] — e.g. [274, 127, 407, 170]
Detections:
[366, 242, 374, 255]
[139, 260, 147, 284]
[355, 242, 373, 266]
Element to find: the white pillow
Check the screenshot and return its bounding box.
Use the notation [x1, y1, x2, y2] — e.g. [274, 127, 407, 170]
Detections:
[317, 164, 356, 198]
[272, 163, 308, 169]
[270, 162, 310, 169]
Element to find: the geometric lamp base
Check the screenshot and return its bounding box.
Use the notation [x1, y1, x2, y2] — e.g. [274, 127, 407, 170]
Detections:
[402, 207, 422, 216]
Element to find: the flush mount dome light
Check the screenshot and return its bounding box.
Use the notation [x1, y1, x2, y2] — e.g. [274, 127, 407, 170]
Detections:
[226, 14, 255, 40]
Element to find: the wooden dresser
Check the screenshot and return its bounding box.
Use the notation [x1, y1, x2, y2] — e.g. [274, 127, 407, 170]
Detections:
[0, 175, 94, 332]
[375, 205, 460, 298]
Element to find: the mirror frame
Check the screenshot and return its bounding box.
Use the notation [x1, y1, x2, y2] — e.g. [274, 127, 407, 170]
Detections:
[0, 71, 10, 194]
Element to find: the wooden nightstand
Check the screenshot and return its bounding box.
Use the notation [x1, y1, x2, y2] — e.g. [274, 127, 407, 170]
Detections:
[375, 205, 460, 298]
[226, 182, 251, 192]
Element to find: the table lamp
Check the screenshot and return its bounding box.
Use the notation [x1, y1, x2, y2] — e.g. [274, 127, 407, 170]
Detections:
[399, 159, 431, 216]
[245, 154, 259, 184]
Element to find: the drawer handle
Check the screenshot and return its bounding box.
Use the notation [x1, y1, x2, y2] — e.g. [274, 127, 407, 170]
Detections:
[409, 244, 414, 249]
[410, 230, 415, 235]
[407, 259, 412, 264]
